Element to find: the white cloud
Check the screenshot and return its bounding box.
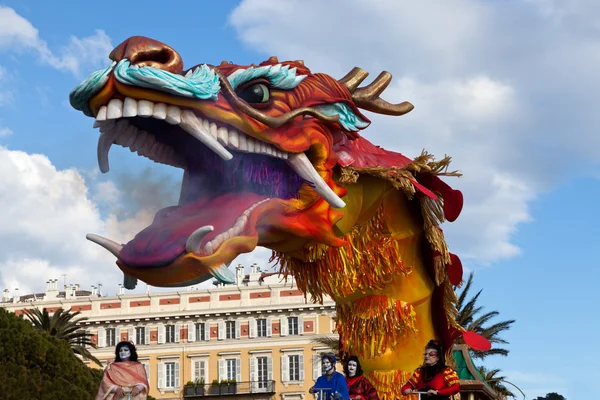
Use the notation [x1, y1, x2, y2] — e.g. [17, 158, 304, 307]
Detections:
[0, 147, 148, 296]
[0, 7, 112, 76]
[0, 127, 12, 136]
[228, 0, 599, 265]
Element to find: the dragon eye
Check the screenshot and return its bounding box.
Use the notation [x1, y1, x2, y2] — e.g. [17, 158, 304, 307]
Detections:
[237, 83, 270, 104]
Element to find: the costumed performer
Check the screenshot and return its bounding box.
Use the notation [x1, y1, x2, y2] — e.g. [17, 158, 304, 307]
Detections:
[309, 353, 349, 400]
[95, 341, 150, 400]
[344, 356, 378, 400]
[401, 339, 460, 399]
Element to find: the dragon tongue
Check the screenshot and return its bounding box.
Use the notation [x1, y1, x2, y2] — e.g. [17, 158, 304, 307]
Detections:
[119, 192, 268, 267]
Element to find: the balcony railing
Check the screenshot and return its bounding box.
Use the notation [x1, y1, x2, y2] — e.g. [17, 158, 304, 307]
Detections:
[182, 380, 276, 397]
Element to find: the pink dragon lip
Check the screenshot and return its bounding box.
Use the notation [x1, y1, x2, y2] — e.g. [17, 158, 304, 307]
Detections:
[119, 192, 270, 267]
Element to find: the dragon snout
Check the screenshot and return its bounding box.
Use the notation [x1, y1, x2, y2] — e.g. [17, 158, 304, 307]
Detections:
[109, 35, 183, 74]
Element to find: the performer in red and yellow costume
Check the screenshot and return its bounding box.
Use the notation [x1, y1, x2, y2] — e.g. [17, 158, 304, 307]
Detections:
[70, 36, 491, 399]
[401, 340, 460, 399]
[95, 341, 149, 400]
[345, 356, 379, 400]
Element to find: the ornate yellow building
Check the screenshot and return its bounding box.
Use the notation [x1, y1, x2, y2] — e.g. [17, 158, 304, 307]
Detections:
[0, 265, 338, 399]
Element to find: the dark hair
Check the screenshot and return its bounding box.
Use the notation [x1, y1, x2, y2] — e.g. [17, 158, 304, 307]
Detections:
[421, 339, 446, 382]
[114, 341, 138, 362]
[343, 355, 364, 377]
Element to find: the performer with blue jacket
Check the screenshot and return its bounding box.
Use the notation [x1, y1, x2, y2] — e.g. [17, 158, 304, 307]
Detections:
[309, 353, 349, 400]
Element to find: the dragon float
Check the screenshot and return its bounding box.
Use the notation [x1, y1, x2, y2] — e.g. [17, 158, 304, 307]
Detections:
[70, 36, 488, 399]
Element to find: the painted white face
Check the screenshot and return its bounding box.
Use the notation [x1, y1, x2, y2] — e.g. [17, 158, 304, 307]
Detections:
[423, 349, 439, 366]
[347, 360, 358, 377]
[323, 358, 333, 373]
[119, 346, 131, 360]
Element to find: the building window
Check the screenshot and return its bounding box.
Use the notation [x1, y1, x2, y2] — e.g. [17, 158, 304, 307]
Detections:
[288, 317, 299, 336]
[136, 327, 146, 345]
[76, 330, 88, 348]
[192, 359, 207, 384]
[257, 357, 268, 388]
[106, 328, 116, 347]
[144, 363, 150, 385]
[257, 319, 267, 337]
[196, 323, 205, 341]
[165, 362, 177, 388]
[288, 355, 301, 381]
[166, 325, 176, 343]
[226, 321, 236, 339]
[226, 359, 237, 380]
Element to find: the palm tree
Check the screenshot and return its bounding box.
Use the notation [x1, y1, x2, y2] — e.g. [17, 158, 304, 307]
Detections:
[24, 307, 102, 367]
[477, 366, 526, 399]
[454, 272, 516, 360]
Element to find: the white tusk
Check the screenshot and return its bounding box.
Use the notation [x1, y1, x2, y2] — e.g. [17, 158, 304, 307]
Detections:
[287, 152, 346, 208]
[86, 233, 123, 258]
[180, 110, 233, 161]
[186, 225, 215, 254]
[97, 129, 120, 173]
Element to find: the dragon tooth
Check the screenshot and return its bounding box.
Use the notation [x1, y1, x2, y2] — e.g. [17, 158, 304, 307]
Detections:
[86, 234, 123, 258]
[186, 225, 215, 254]
[138, 100, 154, 117]
[107, 99, 123, 119]
[247, 137, 255, 152]
[123, 97, 138, 117]
[238, 134, 248, 151]
[229, 130, 240, 148]
[96, 105, 108, 121]
[97, 129, 119, 173]
[217, 127, 229, 146]
[166, 105, 181, 125]
[180, 110, 233, 160]
[204, 241, 214, 255]
[153, 103, 167, 120]
[287, 152, 346, 208]
[209, 122, 218, 139]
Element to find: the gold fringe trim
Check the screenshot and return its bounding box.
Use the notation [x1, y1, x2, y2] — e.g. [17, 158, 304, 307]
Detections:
[336, 296, 417, 359]
[367, 370, 419, 400]
[339, 151, 462, 199]
[272, 208, 412, 304]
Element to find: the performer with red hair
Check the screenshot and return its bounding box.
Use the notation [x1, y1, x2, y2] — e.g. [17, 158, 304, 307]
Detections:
[401, 340, 460, 399]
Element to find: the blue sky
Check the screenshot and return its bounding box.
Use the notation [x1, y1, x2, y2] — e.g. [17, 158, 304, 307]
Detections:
[1, 0, 597, 398]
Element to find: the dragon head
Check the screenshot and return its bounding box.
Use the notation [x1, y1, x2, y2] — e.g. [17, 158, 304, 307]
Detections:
[70, 36, 414, 288]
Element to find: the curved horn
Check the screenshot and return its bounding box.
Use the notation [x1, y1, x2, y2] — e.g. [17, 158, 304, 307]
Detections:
[338, 67, 369, 92]
[339, 68, 414, 116]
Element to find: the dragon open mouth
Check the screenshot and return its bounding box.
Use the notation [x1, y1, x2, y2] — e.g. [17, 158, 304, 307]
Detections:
[87, 94, 345, 286]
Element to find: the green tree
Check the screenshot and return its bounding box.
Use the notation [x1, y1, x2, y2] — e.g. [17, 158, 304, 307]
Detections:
[477, 366, 527, 399]
[24, 307, 102, 366]
[534, 393, 566, 400]
[0, 307, 103, 399]
[455, 272, 516, 360]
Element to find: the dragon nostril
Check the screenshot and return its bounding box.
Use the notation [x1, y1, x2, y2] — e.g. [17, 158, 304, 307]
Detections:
[110, 36, 184, 74]
[131, 48, 177, 68]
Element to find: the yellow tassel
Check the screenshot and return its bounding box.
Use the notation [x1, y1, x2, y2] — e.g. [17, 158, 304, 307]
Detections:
[336, 296, 417, 359]
[272, 208, 412, 304]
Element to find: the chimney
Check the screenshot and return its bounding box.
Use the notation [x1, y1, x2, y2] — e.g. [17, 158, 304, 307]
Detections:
[118, 284, 124, 296]
[75, 284, 80, 291]
[236, 264, 244, 285]
[45, 279, 59, 300]
[2, 289, 10, 302]
[12, 288, 19, 303]
[91, 285, 97, 296]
